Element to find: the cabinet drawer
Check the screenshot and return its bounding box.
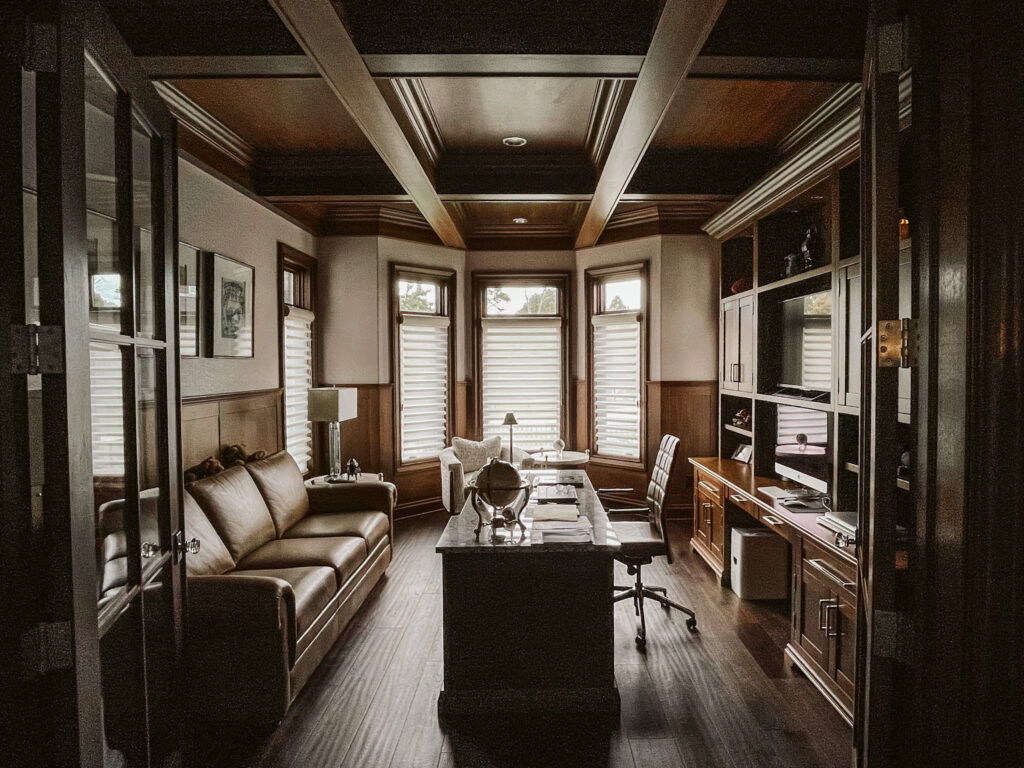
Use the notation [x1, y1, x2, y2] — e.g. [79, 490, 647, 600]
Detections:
[726, 491, 756, 518]
[802, 542, 857, 602]
[695, 472, 723, 504]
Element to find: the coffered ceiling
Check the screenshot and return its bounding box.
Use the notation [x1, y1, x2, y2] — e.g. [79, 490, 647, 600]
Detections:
[104, 0, 867, 250]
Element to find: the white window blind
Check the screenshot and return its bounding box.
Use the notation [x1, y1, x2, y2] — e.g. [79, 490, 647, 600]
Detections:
[399, 314, 450, 462]
[283, 306, 314, 473]
[89, 342, 125, 476]
[777, 404, 829, 444]
[801, 319, 833, 390]
[481, 317, 562, 451]
[592, 313, 641, 459]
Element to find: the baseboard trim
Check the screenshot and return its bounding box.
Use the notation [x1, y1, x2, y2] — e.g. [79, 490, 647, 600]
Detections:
[396, 495, 444, 519]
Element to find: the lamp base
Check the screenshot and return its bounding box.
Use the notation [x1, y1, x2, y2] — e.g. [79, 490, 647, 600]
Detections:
[324, 474, 356, 484]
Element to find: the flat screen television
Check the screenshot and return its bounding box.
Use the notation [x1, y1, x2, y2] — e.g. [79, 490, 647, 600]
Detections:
[774, 404, 831, 494]
[776, 289, 833, 397]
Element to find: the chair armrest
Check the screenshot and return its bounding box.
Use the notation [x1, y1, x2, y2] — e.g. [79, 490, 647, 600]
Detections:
[439, 448, 465, 514]
[607, 509, 651, 521]
[597, 487, 635, 494]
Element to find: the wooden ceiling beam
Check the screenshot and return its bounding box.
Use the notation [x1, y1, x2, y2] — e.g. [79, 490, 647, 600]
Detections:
[574, 0, 728, 249]
[688, 55, 862, 81]
[142, 55, 316, 79]
[266, 0, 466, 248]
[362, 54, 645, 78]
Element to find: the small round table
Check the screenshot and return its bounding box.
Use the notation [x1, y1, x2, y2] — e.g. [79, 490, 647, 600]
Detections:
[527, 450, 590, 469]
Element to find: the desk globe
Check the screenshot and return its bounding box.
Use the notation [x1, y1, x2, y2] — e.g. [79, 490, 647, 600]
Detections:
[468, 458, 531, 539]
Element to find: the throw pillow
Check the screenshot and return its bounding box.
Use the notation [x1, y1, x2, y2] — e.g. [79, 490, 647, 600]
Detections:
[452, 436, 502, 473]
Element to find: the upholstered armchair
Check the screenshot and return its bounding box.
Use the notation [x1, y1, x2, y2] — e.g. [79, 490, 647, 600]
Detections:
[439, 437, 535, 513]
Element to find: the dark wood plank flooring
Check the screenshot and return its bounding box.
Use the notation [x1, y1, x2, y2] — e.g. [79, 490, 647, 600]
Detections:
[192, 513, 852, 768]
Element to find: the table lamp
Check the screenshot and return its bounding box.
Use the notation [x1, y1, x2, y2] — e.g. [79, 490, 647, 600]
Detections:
[502, 412, 518, 458]
[308, 387, 358, 482]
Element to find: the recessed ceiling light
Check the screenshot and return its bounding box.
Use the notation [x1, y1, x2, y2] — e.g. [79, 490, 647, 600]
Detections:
[502, 136, 527, 147]
[513, 217, 528, 224]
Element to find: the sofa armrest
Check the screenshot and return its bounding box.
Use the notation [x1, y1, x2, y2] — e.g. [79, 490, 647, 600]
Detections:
[306, 480, 396, 534]
[439, 447, 464, 514]
[185, 574, 294, 722]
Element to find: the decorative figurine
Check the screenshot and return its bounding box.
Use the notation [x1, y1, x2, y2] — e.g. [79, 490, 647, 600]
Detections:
[552, 438, 565, 457]
[784, 252, 801, 277]
[345, 458, 361, 480]
[801, 226, 824, 271]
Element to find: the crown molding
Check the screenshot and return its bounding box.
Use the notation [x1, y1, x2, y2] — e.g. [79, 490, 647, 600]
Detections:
[153, 81, 254, 169]
[585, 79, 632, 170]
[703, 71, 912, 240]
[389, 78, 446, 168]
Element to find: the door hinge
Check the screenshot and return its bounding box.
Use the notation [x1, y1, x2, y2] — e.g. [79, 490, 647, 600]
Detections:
[10, 325, 64, 375]
[21, 621, 73, 680]
[23, 20, 57, 73]
[877, 318, 918, 369]
[873, 610, 915, 665]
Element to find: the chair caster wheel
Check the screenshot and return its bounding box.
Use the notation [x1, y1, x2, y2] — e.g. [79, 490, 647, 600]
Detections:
[635, 636, 646, 649]
[686, 617, 698, 632]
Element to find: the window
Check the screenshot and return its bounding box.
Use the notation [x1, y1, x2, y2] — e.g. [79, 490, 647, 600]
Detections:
[476, 275, 569, 452]
[587, 265, 647, 461]
[394, 266, 454, 463]
[279, 245, 317, 474]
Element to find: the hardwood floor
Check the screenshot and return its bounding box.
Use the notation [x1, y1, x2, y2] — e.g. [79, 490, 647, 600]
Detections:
[191, 513, 852, 768]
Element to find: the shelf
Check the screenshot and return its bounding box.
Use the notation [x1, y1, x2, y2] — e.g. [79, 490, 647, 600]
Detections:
[838, 254, 861, 269]
[756, 263, 833, 294]
[755, 392, 833, 412]
[723, 423, 753, 438]
[843, 462, 860, 474]
[720, 288, 754, 303]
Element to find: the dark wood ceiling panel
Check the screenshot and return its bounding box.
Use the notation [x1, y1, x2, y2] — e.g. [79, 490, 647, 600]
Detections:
[653, 80, 841, 150]
[337, 0, 661, 55]
[169, 78, 374, 153]
[419, 78, 601, 153]
[449, 201, 587, 234]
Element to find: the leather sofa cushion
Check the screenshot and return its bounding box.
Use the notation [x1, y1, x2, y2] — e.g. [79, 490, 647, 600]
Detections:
[188, 466, 277, 562]
[183, 491, 236, 576]
[236, 536, 367, 589]
[230, 566, 335, 639]
[245, 451, 310, 536]
[283, 511, 389, 550]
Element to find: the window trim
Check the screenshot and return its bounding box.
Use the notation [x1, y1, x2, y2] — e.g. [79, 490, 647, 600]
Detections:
[585, 262, 649, 468]
[390, 263, 456, 469]
[278, 243, 318, 475]
[472, 272, 571, 445]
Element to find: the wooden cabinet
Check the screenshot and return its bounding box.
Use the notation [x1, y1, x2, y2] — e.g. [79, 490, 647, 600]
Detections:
[788, 538, 857, 721]
[721, 295, 754, 393]
[692, 469, 727, 580]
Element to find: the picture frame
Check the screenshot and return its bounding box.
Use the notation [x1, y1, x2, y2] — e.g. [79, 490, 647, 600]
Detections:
[731, 443, 753, 463]
[178, 243, 201, 357]
[206, 252, 254, 358]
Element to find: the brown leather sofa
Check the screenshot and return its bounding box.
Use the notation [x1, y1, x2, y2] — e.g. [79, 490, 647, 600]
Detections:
[183, 450, 394, 723]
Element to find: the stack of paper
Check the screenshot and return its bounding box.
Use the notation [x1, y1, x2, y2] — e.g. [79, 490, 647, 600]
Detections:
[535, 484, 578, 503]
[533, 516, 593, 543]
[532, 504, 579, 522]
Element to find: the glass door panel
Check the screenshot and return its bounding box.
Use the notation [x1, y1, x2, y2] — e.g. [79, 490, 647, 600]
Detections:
[133, 113, 157, 339]
[136, 347, 168, 571]
[142, 562, 178, 766]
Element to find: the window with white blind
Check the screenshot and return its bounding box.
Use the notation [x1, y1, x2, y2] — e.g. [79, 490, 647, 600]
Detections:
[588, 266, 646, 461]
[283, 306, 314, 473]
[89, 342, 126, 476]
[278, 244, 317, 474]
[393, 266, 454, 464]
[591, 313, 642, 459]
[481, 317, 562, 451]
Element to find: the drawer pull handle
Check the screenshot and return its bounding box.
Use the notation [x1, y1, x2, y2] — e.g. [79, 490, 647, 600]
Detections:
[697, 481, 720, 495]
[729, 494, 748, 505]
[818, 598, 831, 631]
[807, 558, 856, 590]
[825, 603, 840, 638]
[762, 515, 784, 527]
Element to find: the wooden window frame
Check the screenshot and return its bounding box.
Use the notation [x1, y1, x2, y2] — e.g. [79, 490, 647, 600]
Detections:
[278, 243, 318, 475]
[390, 263, 456, 469]
[585, 261, 649, 469]
[472, 272, 572, 444]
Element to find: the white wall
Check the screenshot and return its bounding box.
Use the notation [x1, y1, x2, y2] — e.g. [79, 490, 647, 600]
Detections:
[178, 159, 315, 397]
[659, 235, 721, 381]
[465, 250, 576, 274]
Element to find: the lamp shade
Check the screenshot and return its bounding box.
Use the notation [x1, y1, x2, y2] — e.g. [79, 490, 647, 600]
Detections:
[308, 387, 358, 422]
[502, 412, 518, 426]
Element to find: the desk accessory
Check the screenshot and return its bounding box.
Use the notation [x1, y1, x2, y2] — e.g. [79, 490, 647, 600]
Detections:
[502, 412, 518, 457]
[468, 458, 531, 541]
[308, 387, 358, 483]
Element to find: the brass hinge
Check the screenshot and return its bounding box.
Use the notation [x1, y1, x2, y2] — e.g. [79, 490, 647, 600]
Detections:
[21, 621, 73, 680]
[10, 325, 64, 375]
[873, 610, 915, 665]
[877, 318, 918, 369]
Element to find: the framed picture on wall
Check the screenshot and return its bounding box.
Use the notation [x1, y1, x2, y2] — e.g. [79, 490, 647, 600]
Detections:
[178, 243, 201, 357]
[206, 252, 254, 358]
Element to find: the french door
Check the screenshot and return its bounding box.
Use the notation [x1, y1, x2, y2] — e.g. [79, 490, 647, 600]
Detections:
[1, 3, 185, 766]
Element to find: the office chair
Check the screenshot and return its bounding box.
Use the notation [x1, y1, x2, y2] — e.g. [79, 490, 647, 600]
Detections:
[599, 434, 697, 648]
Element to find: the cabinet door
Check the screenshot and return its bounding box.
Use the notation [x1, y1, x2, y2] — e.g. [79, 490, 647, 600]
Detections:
[721, 299, 739, 391]
[839, 263, 862, 407]
[710, 501, 726, 561]
[798, 561, 831, 671]
[830, 590, 857, 700]
[695, 491, 713, 549]
[737, 295, 754, 393]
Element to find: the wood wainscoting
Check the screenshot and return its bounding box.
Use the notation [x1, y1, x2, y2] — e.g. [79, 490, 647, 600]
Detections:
[181, 388, 283, 469]
[573, 379, 717, 518]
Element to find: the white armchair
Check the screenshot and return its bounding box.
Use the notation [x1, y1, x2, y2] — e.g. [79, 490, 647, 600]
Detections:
[439, 442, 535, 514]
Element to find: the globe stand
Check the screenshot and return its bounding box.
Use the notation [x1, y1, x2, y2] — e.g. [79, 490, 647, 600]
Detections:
[468, 483, 531, 541]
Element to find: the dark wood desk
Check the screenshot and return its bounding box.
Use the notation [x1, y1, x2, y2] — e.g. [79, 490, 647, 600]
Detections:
[435, 470, 620, 721]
